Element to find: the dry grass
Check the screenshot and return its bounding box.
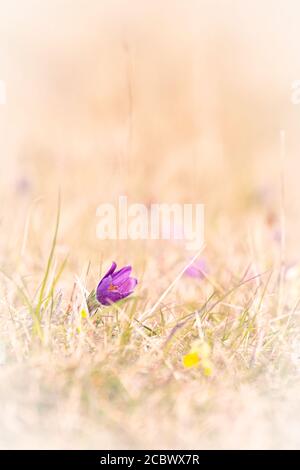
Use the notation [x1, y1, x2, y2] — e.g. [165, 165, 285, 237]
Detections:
[1, 0, 300, 449]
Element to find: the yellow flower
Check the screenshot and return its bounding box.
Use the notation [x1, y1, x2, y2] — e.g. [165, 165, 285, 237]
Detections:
[80, 308, 88, 319]
[183, 351, 200, 368]
[201, 358, 214, 377]
[182, 340, 214, 376]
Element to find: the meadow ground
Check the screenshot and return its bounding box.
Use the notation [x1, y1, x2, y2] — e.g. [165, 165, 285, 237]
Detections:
[1, 0, 300, 449]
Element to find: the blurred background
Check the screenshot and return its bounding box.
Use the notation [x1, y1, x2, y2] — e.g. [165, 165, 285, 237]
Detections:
[1, 0, 300, 258]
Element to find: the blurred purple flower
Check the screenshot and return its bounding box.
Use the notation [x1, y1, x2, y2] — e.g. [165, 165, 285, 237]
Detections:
[96, 262, 138, 306]
[16, 177, 31, 194]
[184, 258, 207, 279]
[273, 227, 282, 244]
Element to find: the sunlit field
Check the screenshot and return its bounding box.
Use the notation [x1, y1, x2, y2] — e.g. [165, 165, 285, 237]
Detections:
[1, 0, 300, 450]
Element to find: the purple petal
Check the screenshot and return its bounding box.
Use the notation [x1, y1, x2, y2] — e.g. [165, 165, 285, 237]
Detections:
[101, 291, 123, 305]
[118, 277, 138, 295]
[112, 266, 132, 285]
[96, 275, 113, 304]
[185, 259, 207, 279]
[102, 262, 117, 279]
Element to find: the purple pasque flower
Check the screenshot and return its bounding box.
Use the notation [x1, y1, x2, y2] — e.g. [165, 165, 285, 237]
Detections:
[96, 262, 138, 306]
[184, 258, 207, 279]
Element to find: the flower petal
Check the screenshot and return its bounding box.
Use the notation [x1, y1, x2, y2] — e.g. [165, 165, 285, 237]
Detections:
[183, 352, 200, 368]
[112, 266, 132, 284]
[185, 259, 207, 279]
[118, 277, 138, 295]
[103, 262, 117, 279]
[96, 275, 113, 304]
[101, 290, 123, 305]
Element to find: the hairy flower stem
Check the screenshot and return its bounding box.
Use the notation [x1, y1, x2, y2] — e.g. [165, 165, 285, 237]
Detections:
[87, 289, 100, 316]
